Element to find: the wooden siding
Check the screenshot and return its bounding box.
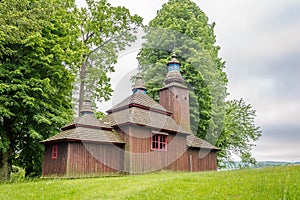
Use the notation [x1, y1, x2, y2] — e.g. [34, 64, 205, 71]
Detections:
[187, 148, 218, 171]
[160, 87, 190, 132]
[42, 142, 68, 176]
[42, 127, 218, 176]
[123, 125, 189, 173]
[67, 142, 124, 176]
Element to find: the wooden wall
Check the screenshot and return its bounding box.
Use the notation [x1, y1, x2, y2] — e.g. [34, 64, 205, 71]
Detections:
[123, 125, 189, 173]
[159, 87, 190, 132]
[187, 148, 218, 171]
[119, 125, 218, 173]
[67, 142, 124, 176]
[42, 142, 68, 176]
[42, 127, 218, 176]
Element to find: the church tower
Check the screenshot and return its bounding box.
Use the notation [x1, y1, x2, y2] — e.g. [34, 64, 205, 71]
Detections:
[159, 54, 190, 132]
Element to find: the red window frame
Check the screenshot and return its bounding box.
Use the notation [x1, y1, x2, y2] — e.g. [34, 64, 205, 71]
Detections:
[151, 133, 168, 151]
[52, 145, 58, 160]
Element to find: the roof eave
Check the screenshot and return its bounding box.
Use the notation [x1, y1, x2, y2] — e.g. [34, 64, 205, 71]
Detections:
[41, 138, 125, 145]
[110, 122, 190, 135]
[187, 145, 221, 151]
[61, 123, 112, 131]
[106, 103, 172, 116]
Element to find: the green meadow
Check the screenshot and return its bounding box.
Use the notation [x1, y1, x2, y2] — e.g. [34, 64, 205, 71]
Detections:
[1, 165, 299, 200]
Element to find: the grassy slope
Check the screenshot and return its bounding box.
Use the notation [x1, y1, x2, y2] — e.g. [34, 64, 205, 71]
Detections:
[0, 165, 299, 200]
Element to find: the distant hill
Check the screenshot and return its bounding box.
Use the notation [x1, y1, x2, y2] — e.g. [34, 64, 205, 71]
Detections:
[221, 161, 299, 170]
[253, 161, 298, 168]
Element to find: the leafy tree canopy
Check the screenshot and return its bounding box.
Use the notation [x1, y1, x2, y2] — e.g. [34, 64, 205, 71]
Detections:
[137, 0, 261, 166]
[219, 99, 262, 167]
[0, 0, 83, 179]
[138, 0, 227, 143]
[75, 0, 143, 114]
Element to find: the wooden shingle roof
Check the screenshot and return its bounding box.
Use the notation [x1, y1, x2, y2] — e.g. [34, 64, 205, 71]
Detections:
[106, 93, 171, 115]
[103, 107, 189, 134]
[41, 127, 124, 144]
[42, 101, 124, 144]
[61, 113, 112, 131]
[104, 93, 189, 135]
[187, 134, 219, 150]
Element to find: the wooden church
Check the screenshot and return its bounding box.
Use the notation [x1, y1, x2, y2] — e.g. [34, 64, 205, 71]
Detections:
[41, 54, 219, 176]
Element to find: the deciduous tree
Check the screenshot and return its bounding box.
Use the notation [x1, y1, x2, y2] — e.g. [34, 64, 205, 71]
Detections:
[219, 99, 261, 167]
[76, 0, 143, 114]
[0, 0, 82, 179]
[137, 0, 261, 165]
[138, 0, 227, 146]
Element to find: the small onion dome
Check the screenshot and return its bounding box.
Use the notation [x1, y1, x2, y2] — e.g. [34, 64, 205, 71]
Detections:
[165, 53, 185, 84]
[80, 98, 94, 115]
[132, 73, 147, 94]
[167, 53, 181, 72]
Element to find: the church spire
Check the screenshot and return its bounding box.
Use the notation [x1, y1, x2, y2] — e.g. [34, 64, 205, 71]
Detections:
[165, 53, 186, 86]
[159, 53, 190, 132]
[80, 96, 94, 116]
[132, 73, 147, 94]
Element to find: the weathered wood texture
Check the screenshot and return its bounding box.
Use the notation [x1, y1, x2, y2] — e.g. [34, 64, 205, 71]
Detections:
[42, 142, 68, 176]
[159, 87, 190, 132]
[67, 142, 124, 176]
[187, 148, 218, 171]
[118, 125, 217, 173]
[42, 126, 217, 176]
[121, 125, 190, 173]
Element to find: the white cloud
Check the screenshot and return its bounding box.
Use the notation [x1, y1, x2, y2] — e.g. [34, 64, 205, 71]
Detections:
[253, 128, 300, 162]
[256, 99, 300, 127]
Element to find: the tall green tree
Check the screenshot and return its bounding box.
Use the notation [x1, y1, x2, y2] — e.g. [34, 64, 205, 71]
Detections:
[138, 0, 227, 144]
[0, 0, 82, 179]
[137, 0, 260, 165]
[76, 0, 142, 114]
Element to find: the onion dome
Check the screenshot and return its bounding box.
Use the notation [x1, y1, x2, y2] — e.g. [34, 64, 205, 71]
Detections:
[165, 53, 185, 86]
[167, 53, 181, 71]
[132, 73, 147, 94]
[80, 98, 94, 115]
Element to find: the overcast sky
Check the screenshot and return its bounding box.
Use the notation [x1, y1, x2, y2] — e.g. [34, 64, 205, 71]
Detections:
[76, 0, 300, 162]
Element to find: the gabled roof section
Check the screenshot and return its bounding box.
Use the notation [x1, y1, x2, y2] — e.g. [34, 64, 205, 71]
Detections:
[106, 93, 172, 116]
[41, 127, 124, 144]
[187, 134, 219, 150]
[103, 107, 190, 135]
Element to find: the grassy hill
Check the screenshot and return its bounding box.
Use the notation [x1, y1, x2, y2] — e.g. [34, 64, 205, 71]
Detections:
[1, 165, 299, 199]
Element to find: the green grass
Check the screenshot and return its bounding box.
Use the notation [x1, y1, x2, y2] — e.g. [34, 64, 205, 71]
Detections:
[1, 165, 299, 199]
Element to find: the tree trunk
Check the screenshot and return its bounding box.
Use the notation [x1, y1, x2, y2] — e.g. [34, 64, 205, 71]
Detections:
[0, 118, 14, 181]
[78, 62, 87, 116]
[0, 146, 13, 181]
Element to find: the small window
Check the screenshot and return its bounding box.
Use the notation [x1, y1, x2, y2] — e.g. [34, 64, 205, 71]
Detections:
[151, 134, 168, 151]
[52, 145, 58, 160]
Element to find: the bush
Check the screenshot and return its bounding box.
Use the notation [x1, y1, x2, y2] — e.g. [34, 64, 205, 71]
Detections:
[10, 165, 25, 183]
